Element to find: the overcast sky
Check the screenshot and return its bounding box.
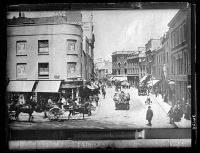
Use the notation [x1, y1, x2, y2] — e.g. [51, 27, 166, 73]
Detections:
[7, 9, 179, 62]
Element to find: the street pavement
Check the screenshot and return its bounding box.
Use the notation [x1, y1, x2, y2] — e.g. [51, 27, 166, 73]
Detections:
[9, 86, 190, 129]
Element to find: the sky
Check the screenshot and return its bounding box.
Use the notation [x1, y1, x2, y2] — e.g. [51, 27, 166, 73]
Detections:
[91, 10, 179, 61]
[7, 9, 179, 62]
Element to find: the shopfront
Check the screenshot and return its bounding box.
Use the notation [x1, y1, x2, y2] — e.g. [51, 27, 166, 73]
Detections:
[34, 80, 62, 103]
[60, 80, 83, 99]
[6, 80, 36, 104]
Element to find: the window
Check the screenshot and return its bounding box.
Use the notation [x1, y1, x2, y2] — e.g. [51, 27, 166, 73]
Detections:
[16, 41, 27, 55]
[118, 63, 121, 68]
[183, 23, 186, 42]
[38, 40, 49, 54]
[177, 29, 179, 45]
[185, 52, 188, 74]
[81, 42, 82, 57]
[167, 52, 168, 63]
[67, 40, 76, 52]
[16, 63, 27, 79]
[67, 62, 76, 77]
[174, 31, 177, 47]
[38, 63, 49, 77]
[172, 32, 175, 48]
[179, 26, 183, 44]
[125, 69, 127, 74]
[118, 69, 120, 75]
[124, 62, 127, 67]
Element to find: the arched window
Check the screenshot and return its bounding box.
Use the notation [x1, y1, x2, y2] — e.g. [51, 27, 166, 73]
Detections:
[118, 63, 121, 68]
[124, 62, 127, 67]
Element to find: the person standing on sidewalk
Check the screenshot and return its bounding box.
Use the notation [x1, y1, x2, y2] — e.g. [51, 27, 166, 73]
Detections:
[184, 101, 191, 120]
[168, 106, 174, 124]
[146, 106, 153, 126]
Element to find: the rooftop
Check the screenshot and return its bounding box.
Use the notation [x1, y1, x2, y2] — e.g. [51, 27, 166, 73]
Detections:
[7, 12, 82, 26]
[112, 51, 135, 55]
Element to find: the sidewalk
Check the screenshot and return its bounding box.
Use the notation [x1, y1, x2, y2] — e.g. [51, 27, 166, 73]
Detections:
[150, 94, 191, 128]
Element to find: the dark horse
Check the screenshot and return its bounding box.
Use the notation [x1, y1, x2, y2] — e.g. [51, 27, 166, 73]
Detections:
[8, 101, 35, 122]
[9, 99, 44, 122]
[67, 102, 93, 120]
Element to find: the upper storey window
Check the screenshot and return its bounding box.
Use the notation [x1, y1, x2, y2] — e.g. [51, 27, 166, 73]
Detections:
[16, 41, 27, 56]
[67, 39, 77, 54]
[38, 40, 49, 54]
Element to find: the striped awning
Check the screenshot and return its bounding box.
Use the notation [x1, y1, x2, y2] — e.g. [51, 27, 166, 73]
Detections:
[7, 80, 35, 92]
[35, 81, 61, 93]
[148, 80, 160, 86]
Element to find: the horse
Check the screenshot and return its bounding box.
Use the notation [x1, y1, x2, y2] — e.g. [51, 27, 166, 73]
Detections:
[9, 99, 46, 122]
[67, 102, 93, 120]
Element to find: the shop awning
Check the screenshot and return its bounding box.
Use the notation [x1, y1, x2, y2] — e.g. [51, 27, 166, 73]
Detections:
[113, 76, 127, 82]
[7, 80, 35, 92]
[139, 75, 149, 83]
[35, 81, 61, 93]
[148, 79, 160, 86]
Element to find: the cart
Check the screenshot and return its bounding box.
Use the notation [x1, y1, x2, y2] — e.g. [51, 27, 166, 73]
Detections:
[47, 103, 96, 121]
[113, 92, 130, 110]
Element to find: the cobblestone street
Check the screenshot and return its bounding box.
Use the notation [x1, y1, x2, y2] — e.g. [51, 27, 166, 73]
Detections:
[9, 87, 190, 130]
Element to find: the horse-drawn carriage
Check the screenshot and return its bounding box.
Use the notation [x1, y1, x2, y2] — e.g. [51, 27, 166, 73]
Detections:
[138, 84, 149, 96]
[121, 81, 130, 89]
[113, 91, 130, 110]
[47, 101, 96, 121]
[7, 97, 96, 122]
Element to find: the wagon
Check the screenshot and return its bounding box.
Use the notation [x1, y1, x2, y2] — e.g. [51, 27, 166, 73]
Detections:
[47, 102, 96, 121]
[113, 92, 130, 110]
[138, 85, 148, 96]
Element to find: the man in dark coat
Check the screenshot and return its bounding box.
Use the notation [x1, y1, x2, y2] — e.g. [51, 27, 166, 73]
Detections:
[146, 106, 153, 126]
[184, 102, 191, 120]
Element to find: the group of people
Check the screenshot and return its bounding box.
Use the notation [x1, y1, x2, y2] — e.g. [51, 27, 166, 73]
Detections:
[168, 102, 191, 124]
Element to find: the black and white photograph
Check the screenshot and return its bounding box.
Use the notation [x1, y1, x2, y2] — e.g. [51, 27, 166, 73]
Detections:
[5, 2, 195, 150]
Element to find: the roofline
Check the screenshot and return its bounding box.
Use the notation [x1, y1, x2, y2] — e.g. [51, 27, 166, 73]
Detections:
[112, 51, 135, 55]
[167, 9, 187, 27]
[7, 22, 83, 27]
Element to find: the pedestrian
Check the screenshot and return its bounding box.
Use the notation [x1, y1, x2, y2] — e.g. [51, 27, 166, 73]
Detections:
[102, 88, 106, 99]
[155, 87, 158, 97]
[94, 94, 99, 106]
[177, 103, 183, 120]
[168, 106, 174, 124]
[173, 104, 180, 122]
[184, 101, 191, 120]
[47, 97, 54, 106]
[60, 96, 67, 109]
[146, 106, 153, 126]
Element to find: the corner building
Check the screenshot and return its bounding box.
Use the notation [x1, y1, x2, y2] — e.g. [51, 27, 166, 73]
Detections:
[6, 12, 89, 100]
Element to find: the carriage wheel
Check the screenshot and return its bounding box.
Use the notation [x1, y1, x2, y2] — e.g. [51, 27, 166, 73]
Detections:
[48, 111, 59, 121]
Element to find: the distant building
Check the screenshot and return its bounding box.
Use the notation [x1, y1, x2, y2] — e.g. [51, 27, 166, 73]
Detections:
[138, 48, 146, 80]
[112, 51, 135, 83]
[145, 38, 162, 75]
[82, 13, 95, 81]
[127, 51, 139, 86]
[95, 60, 112, 82]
